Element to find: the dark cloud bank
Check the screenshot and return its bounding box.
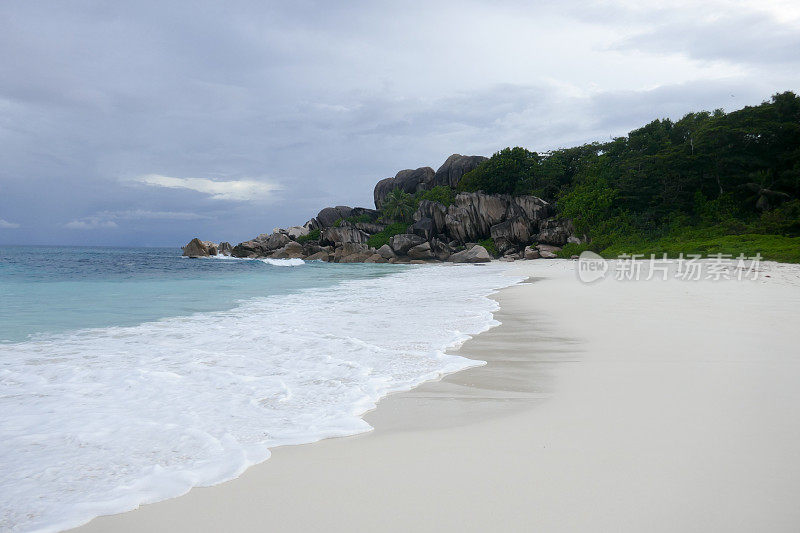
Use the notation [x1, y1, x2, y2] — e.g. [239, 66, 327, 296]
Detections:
[0, 0, 797, 246]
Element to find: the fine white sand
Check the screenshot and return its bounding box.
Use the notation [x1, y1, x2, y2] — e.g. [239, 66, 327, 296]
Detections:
[73, 260, 800, 532]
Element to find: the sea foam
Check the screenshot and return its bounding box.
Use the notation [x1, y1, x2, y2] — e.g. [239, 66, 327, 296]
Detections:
[260, 258, 305, 266]
[0, 263, 521, 532]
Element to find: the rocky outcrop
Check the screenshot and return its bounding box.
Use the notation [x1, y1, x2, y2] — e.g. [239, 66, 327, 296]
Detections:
[377, 244, 395, 259]
[433, 154, 487, 188]
[231, 232, 290, 258]
[355, 222, 386, 234]
[374, 167, 435, 209]
[414, 200, 448, 235]
[305, 250, 332, 261]
[409, 217, 434, 241]
[389, 233, 426, 255]
[271, 241, 305, 259]
[286, 226, 309, 239]
[321, 226, 368, 246]
[407, 242, 435, 260]
[536, 219, 576, 246]
[430, 237, 454, 261]
[316, 206, 353, 228]
[182, 238, 213, 257]
[218, 242, 233, 256]
[448, 245, 491, 263]
[524, 246, 540, 260]
[364, 254, 389, 263]
[350, 207, 379, 220]
[436, 192, 551, 246]
[204, 153, 585, 264]
[334, 243, 373, 263]
[535, 244, 562, 259]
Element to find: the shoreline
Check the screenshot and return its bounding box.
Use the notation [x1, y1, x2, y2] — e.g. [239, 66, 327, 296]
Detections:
[74, 260, 800, 532]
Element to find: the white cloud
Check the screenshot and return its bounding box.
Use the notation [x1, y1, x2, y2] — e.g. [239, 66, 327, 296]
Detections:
[100, 209, 209, 221]
[0, 219, 20, 228]
[135, 174, 281, 202]
[64, 217, 118, 230]
[63, 210, 209, 230]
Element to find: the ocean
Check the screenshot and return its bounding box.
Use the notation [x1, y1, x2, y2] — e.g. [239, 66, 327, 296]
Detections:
[0, 246, 520, 532]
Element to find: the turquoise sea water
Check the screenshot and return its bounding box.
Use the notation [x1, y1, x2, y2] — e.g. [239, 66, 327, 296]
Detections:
[0, 246, 399, 343]
[0, 246, 520, 533]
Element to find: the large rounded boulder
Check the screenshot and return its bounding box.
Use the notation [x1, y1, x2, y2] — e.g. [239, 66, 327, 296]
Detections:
[433, 154, 487, 188]
[374, 167, 435, 209]
[316, 206, 353, 227]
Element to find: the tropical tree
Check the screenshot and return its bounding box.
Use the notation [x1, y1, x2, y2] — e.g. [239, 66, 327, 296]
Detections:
[381, 188, 416, 223]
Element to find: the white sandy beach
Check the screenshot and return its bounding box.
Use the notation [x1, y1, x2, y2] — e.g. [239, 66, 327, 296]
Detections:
[73, 259, 800, 533]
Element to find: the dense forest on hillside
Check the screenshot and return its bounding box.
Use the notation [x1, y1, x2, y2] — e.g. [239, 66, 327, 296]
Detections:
[456, 91, 800, 262]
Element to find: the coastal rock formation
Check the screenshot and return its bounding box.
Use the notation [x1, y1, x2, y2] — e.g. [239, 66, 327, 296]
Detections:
[409, 217, 434, 241]
[448, 245, 491, 263]
[438, 193, 550, 246]
[536, 244, 562, 259]
[389, 233, 426, 255]
[206, 153, 582, 264]
[305, 250, 331, 261]
[524, 246, 540, 260]
[286, 226, 309, 239]
[218, 242, 233, 256]
[377, 244, 396, 259]
[334, 243, 373, 263]
[414, 200, 448, 235]
[433, 154, 487, 188]
[407, 242, 435, 260]
[271, 241, 305, 259]
[316, 206, 353, 228]
[182, 238, 216, 257]
[536, 219, 575, 246]
[231, 232, 290, 258]
[374, 167, 435, 209]
[321, 226, 368, 245]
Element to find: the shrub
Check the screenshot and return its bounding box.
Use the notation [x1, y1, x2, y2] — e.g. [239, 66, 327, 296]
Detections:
[297, 228, 320, 243]
[414, 186, 456, 207]
[366, 223, 408, 249]
[556, 242, 590, 258]
[478, 238, 498, 257]
[347, 213, 374, 224]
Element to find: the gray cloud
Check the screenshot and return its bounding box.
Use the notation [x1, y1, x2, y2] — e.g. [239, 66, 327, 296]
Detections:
[614, 10, 800, 67]
[0, 219, 21, 229]
[0, 0, 797, 246]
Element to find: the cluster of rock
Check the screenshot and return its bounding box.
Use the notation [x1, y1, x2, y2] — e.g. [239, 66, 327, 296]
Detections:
[182, 154, 582, 263]
[182, 238, 233, 258]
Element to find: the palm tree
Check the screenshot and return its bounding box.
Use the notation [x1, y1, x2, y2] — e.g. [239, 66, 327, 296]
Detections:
[741, 170, 791, 211]
[381, 188, 416, 223]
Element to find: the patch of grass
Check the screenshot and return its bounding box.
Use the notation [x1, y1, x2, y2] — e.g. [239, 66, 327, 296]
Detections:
[297, 228, 320, 244]
[600, 231, 800, 263]
[478, 237, 498, 257]
[366, 222, 408, 249]
[556, 242, 590, 258]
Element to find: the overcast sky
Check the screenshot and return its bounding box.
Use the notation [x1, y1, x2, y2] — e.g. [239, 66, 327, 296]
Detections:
[1, 0, 798, 246]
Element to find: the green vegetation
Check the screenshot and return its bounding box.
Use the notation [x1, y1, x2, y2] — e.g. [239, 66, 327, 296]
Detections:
[380, 189, 417, 223]
[379, 186, 457, 224]
[414, 185, 456, 207]
[297, 228, 320, 243]
[478, 238, 499, 257]
[460, 91, 800, 261]
[366, 222, 408, 249]
[601, 227, 800, 264]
